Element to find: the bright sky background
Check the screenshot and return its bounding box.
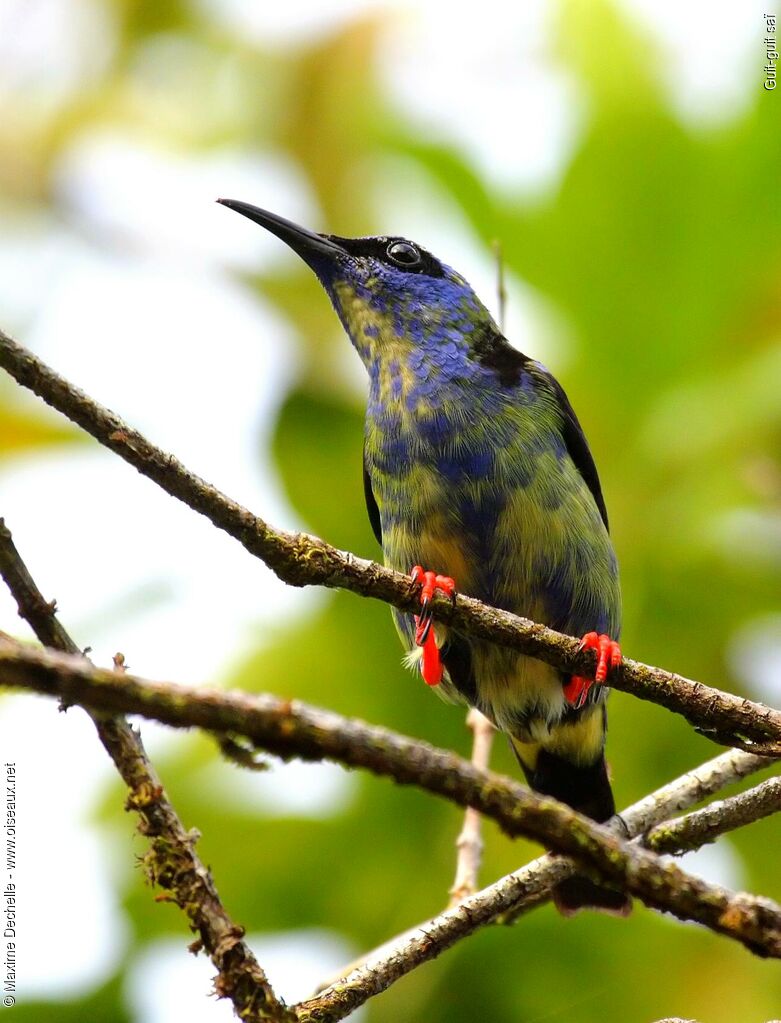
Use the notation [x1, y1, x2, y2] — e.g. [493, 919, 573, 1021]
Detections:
[0, 1, 772, 1019]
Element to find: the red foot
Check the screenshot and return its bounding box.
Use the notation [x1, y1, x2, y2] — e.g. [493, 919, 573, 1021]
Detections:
[563, 632, 622, 709]
[410, 565, 456, 687]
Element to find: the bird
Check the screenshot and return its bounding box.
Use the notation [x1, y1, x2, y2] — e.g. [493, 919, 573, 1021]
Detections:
[218, 198, 629, 915]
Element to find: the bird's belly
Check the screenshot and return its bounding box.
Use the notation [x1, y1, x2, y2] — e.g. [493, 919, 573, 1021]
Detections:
[370, 413, 619, 735]
[382, 477, 618, 738]
[381, 477, 596, 627]
[468, 642, 567, 739]
[385, 515, 570, 738]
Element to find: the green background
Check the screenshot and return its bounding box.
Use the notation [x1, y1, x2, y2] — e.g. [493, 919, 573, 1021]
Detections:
[2, 2, 780, 1021]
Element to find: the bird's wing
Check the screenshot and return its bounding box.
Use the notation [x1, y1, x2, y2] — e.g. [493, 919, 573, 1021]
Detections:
[362, 446, 383, 545]
[532, 365, 610, 531]
[470, 321, 610, 532]
[440, 632, 478, 706]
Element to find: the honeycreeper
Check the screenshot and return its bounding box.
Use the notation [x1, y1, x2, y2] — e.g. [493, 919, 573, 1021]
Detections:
[219, 199, 629, 915]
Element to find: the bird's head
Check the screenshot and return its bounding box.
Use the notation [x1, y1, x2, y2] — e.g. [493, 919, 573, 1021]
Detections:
[218, 200, 502, 381]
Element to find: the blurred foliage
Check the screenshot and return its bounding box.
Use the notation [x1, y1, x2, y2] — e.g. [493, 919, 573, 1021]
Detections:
[2, 1, 781, 1022]
[6, 972, 131, 1023]
[0, 381, 83, 458]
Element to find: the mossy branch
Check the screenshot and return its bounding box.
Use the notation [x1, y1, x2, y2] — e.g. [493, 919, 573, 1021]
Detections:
[302, 748, 777, 1022]
[1, 635, 780, 964]
[1, 327, 780, 756]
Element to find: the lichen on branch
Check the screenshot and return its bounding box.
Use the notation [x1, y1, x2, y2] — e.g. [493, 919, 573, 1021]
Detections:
[1, 636, 780, 962]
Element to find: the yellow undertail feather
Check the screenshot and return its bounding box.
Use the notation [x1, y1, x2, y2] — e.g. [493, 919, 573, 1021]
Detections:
[510, 705, 605, 772]
[544, 706, 606, 766]
[509, 737, 541, 774]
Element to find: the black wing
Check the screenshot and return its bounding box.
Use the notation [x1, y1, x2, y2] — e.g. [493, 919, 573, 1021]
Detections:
[363, 446, 383, 546]
[440, 633, 478, 706]
[365, 324, 608, 539]
[470, 320, 610, 532]
[535, 367, 609, 531]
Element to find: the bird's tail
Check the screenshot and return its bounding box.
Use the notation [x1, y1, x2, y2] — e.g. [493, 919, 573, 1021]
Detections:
[511, 735, 632, 917]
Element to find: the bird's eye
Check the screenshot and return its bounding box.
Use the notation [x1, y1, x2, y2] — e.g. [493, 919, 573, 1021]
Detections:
[386, 240, 422, 268]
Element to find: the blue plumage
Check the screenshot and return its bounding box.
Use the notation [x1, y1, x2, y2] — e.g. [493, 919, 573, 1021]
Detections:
[219, 199, 630, 915]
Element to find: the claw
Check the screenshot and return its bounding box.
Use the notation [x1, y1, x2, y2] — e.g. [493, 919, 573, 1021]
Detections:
[415, 615, 433, 646]
[563, 633, 622, 709]
[412, 566, 455, 608]
[410, 565, 457, 687]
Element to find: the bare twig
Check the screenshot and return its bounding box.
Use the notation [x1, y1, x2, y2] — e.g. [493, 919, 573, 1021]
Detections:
[0, 638, 780, 963]
[644, 776, 781, 855]
[0, 519, 294, 1023]
[301, 748, 777, 1022]
[492, 238, 507, 332]
[1, 328, 780, 756]
[449, 709, 495, 903]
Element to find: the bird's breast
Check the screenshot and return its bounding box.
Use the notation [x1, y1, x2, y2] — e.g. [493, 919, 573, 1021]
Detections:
[366, 384, 619, 629]
[366, 398, 504, 596]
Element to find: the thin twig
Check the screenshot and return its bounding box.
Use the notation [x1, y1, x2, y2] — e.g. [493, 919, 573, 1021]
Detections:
[644, 775, 781, 855]
[492, 238, 507, 332]
[301, 748, 777, 1022]
[0, 519, 294, 1023]
[449, 709, 495, 903]
[0, 638, 780, 962]
[1, 329, 780, 756]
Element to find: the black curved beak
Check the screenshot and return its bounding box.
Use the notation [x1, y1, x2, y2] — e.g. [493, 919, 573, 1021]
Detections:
[217, 199, 347, 264]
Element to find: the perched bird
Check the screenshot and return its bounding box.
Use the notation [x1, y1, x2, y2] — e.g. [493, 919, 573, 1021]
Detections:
[219, 199, 629, 915]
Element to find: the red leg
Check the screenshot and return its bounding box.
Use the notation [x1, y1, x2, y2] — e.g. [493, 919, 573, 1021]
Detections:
[410, 565, 456, 687]
[419, 628, 444, 686]
[563, 632, 622, 709]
